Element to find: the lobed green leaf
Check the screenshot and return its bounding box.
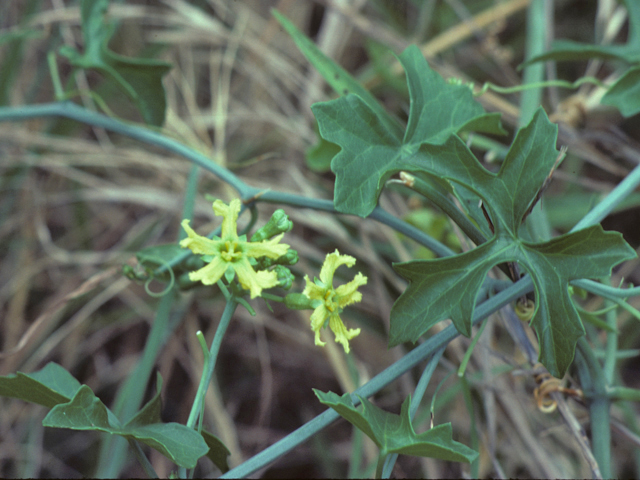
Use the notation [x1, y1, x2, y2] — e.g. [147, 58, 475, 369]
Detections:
[312, 45, 504, 217]
[315, 390, 477, 463]
[0, 362, 81, 408]
[389, 109, 636, 377]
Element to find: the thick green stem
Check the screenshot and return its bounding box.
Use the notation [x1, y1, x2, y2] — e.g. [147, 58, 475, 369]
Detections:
[520, 0, 552, 242]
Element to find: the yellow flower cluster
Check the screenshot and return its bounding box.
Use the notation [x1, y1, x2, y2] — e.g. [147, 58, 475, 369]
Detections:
[180, 199, 289, 298]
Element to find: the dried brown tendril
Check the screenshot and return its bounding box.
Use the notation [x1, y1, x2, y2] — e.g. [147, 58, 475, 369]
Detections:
[532, 363, 584, 413]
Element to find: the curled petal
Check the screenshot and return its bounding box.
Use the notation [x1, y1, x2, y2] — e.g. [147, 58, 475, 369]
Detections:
[188, 257, 228, 285]
[302, 275, 326, 300]
[335, 272, 368, 307]
[329, 314, 361, 353]
[319, 250, 356, 286]
[234, 257, 279, 298]
[310, 306, 329, 346]
[213, 198, 241, 239]
[244, 233, 290, 259]
[180, 220, 220, 255]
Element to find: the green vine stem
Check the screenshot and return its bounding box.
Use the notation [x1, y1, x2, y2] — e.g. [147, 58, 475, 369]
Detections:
[186, 296, 239, 430]
[475, 76, 606, 97]
[607, 386, 640, 402]
[177, 296, 239, 479]
[577, 336, 611, 478]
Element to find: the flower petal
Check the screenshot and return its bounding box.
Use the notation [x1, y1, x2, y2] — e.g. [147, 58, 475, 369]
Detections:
[310, 306, 329, 346]
[335, 272, 368, 307]
[319, 250, 356, 286]
[213, 198, 241, 239]
[302, 275, 326, 301]
[180, 220, 221, 255]
[243, 233, 290, 259]
[233, 257, 279, 298]
[329, 314, 361, 353]
[188, 257, 228, 285]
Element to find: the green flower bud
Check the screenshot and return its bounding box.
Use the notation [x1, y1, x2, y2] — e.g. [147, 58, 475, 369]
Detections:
[123, 264, 149, 282]
[251, 209, 293, 242]
[274, 265, 295, 290]
[256, 249, 299, 269]
[285, 292, 315, 310]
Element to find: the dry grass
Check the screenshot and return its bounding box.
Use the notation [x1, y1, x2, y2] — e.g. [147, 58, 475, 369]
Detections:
[1, 0, 640, 478]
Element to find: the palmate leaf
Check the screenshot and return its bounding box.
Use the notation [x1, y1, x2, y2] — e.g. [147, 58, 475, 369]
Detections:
[314, 390, 477, 463]
[311, 45, 505, 218]
[389, 109, 636, 377]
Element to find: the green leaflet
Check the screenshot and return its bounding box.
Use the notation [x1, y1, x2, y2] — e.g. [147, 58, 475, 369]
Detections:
[389, 109, 636, 377]
[312, 45, 505, 217]
[58, 0, 171, 126]
[314, 390, 477, 463]
[0, 364, 219, 470]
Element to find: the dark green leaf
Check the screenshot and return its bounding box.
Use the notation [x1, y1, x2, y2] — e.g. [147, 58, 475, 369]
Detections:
[601, 66, 640, 117]
[315, 390, 477, 463]
[390, 109, 636, 377]
[312, 45, 504, 217]
[58, 0, 171, 125]
[201, 429, 231, 473]
[0, 362, 81, 408]
[43, 384, 209, 468]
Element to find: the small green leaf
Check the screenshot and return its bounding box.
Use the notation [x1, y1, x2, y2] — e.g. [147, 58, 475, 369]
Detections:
[315, 390, 477, 463]
[312, 45, 504, 217]
[0, 362, 81, 408]
[58, 0, 171, 125]
[389, 109, 636, 377]
[43, 383, 209, 468]
[201, 429, 231, 473]
[601, 66, 640, 117]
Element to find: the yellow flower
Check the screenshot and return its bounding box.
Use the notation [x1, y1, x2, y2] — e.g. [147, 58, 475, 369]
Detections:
[180, 199, 290, 298]
[303, 250, 367, 353]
